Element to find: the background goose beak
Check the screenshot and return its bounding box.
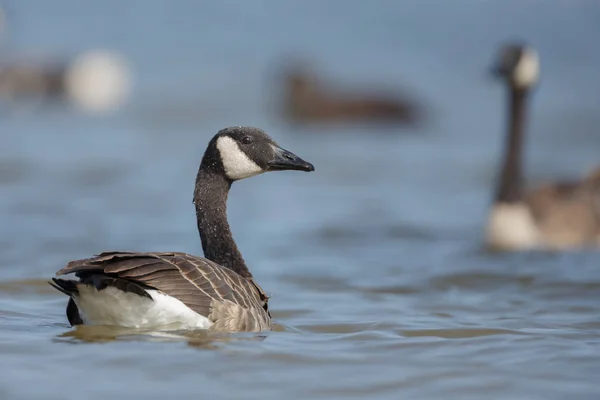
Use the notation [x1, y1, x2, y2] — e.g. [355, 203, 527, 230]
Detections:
[268, 145, 315, 172]
[489, 64, 507, 79]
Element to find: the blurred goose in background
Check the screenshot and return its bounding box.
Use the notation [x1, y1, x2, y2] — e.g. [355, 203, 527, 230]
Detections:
[50, 127, 315, 332]
[280, 62, 424, 127]
[485, 43, 600, 251]
[0, 49, 131, 114]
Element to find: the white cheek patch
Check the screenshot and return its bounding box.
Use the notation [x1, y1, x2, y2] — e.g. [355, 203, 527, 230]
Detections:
[216, 136, 263, 180]
[513, 48, 539, 89]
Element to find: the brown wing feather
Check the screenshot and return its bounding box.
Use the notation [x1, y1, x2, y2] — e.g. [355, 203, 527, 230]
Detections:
[525, 178, 600, 246]
[56, 251, 271, 330]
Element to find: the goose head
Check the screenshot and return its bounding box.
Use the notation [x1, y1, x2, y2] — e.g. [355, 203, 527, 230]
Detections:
[491, 43, 540, 90]
[207, 126, 315, 181]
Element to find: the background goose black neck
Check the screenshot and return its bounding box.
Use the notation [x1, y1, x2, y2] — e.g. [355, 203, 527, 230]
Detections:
[495, 86, 529, 204]
[193, 153, 252, 279]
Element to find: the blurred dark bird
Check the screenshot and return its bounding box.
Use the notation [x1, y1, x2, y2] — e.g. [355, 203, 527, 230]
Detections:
[279, 63, 424, 127]
[485, 43, 600, 251]
[0, 50, 131, 114]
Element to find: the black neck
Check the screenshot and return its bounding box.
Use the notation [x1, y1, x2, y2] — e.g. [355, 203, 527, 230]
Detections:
[192, 166, 252, 279]
[495, 87, 529, 203]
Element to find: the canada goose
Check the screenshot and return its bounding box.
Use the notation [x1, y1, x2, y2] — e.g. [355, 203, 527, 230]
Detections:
[485, 43, 600, 251]
[281, 64, 422, 126]
[50, 126, 314, 332]
[0, 50, 130, 113]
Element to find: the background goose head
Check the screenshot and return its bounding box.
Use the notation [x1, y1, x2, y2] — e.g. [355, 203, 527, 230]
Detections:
[490, 43, 540, 91]
[201, 126, 315, 181]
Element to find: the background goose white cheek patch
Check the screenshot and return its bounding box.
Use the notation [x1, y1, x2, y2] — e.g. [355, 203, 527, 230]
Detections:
[216, 136, 263, 180]
[514, 49, 539, 88]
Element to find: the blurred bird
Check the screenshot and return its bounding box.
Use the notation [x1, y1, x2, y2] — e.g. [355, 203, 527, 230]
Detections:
[0, 49, 131, 114]
[279, 62, 424, 128]
[485, 43, 600, 251]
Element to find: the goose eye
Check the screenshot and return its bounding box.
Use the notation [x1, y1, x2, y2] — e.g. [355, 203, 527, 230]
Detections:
[241, 136, 253, 145]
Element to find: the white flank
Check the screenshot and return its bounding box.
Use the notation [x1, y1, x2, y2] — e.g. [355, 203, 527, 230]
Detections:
[73, 285, 212, 330]
[513, 48, 539, 89]
[485, 202, 541, 250]
[65, 50, 131, 114]
[216, 136, 263, 180]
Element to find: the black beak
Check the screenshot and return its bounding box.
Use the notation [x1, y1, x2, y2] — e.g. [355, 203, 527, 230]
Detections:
[268, 145, 315, 172]
[489, 64, 507, 79]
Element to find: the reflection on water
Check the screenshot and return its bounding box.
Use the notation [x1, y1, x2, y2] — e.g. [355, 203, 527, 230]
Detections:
[55, 325, 269, 349]
[1, 1, 600, 400]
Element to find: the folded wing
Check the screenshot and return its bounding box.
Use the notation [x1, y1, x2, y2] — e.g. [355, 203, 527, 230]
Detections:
[56, 251, 271, 332]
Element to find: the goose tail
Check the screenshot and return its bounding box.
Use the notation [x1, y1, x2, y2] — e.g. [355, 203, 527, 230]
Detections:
[48, 278, 79, 297]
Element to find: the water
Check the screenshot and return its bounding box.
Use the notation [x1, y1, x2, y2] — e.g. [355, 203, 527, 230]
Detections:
[1, 1, 600, 399]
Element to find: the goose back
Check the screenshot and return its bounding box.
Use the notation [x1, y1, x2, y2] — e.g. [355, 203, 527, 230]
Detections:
[56, 251, 271, 332]
[524, 181, 600, 248]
